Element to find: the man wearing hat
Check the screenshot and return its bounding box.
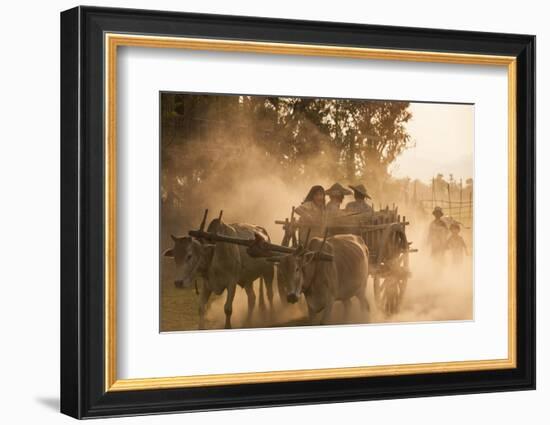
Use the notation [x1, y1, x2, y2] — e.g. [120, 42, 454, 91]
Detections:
[325, 182, 352, 216]
[345, 184, 374, 214]
[427, 206, 448, 260]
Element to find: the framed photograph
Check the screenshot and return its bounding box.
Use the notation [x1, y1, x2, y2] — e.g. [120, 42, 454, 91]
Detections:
[60, 6, 535, 419]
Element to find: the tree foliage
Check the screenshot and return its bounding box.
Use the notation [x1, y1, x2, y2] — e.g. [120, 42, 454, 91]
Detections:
[161, 93, 412, 197]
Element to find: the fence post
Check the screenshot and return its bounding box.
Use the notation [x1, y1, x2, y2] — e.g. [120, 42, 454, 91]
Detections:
[469, 190, 473, 227]
[459, 179, 463, 223]
[447, 183, 452, 218]
[432, 176, 435, 209]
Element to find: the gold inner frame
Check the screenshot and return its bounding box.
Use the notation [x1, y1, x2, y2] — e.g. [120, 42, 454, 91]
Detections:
[104, 33, 517, 392]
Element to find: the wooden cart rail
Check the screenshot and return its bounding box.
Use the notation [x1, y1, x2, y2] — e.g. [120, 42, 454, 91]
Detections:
[275, 220, 411, 230]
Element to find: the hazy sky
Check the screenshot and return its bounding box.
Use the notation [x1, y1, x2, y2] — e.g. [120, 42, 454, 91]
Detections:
[389, 102, 474, 183]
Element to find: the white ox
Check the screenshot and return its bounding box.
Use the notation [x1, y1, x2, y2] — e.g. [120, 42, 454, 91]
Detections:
[163, 218, 274, 329]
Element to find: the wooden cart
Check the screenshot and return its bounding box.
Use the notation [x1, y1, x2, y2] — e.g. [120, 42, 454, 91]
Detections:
[275, 206, 417, 315]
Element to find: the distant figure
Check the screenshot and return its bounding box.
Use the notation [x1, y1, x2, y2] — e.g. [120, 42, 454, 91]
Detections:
[294, 185, 326, 242]
[427, 206, 448, 260]
[345, 184, 374, 214]
[325, 182, 352, 216]
[446, 222, 468, 265]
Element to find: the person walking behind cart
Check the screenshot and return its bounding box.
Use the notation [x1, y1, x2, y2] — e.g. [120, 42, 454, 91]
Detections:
[325, 182, 352, 216]
[345, 184, 374, 214]
[427, 206, 448, 261]
[294, 185, 326, 243]
[446, 222, 468, 265]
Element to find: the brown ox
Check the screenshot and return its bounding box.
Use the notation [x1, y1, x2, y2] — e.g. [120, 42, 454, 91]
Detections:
[273, 234, 370, 325]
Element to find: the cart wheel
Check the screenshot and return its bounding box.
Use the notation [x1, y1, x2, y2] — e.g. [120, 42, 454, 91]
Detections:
[373, 260, 408, 316]
[374, 223, 410, 315]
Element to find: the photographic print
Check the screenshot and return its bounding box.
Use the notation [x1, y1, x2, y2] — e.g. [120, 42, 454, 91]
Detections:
[160, 93, 474, 331]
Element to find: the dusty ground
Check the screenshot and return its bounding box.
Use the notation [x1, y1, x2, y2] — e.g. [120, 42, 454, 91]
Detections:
[160, 252, 473, 332]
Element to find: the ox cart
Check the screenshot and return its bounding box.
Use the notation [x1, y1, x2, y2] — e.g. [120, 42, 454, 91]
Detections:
[188, 205, 416, 317]
[274, 205, 417, 315]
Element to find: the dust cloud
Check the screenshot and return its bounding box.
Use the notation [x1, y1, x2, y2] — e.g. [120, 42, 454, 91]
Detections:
[160, 94, 473, 332]
[193, 213, 473, 331]
[161, 132, 341, 244]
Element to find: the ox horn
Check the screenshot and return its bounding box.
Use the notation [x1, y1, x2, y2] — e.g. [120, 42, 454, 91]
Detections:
[199, 209, 209, 232]
[218, 209, 224, 222]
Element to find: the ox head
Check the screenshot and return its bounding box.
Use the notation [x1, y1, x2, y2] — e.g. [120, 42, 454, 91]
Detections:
[268, 229, 330, 304]
[163, 235, 214, 289]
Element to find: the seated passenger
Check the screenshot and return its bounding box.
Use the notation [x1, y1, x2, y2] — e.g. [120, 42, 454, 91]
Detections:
[325, 182, 352, 216]
[345, 184, 374, 214]
[294, 185, 326, 242]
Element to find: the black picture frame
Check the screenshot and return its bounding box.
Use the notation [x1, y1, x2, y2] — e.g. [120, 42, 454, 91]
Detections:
[60, 5, 535, 419]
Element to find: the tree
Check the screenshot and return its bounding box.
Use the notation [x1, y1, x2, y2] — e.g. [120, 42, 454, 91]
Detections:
[238, 96, 412, 183]
[161, 94, 413, 195]
[320, 99, 410, 181]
